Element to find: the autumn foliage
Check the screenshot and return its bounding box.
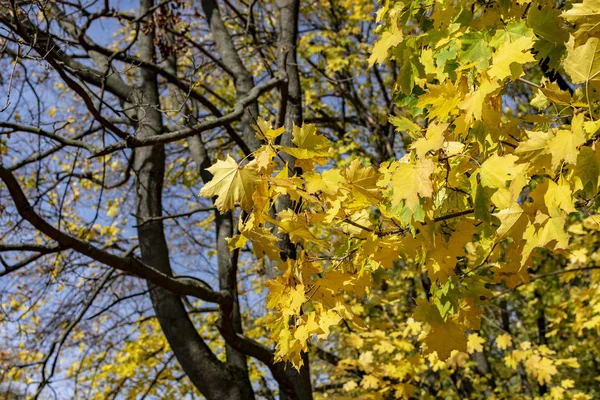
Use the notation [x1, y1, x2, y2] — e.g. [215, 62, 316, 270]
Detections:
[2, 0, 600, 399]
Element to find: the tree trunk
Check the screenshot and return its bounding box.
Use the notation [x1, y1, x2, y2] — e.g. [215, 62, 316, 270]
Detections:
[201, 0, 261, 152]
[276, 1, 313, 398]
[133, 0, 253, 398]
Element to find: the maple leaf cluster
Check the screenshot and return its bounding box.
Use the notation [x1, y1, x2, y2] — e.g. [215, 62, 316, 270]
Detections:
[198, 0, 600, 396]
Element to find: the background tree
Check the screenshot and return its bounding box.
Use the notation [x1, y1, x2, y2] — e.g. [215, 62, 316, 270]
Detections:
[1, 0, 600, 399]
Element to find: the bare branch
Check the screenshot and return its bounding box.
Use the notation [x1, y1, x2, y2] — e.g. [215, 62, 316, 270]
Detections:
[0, 122, 95, 151]
[133, 206, 216, 227]
[90, 75, 285, 157]
[0, 165, 228, 303]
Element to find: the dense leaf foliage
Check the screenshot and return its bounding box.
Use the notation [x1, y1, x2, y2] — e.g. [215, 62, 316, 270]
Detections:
[1, 0, 600, 398]
[198, 0, 600, 398]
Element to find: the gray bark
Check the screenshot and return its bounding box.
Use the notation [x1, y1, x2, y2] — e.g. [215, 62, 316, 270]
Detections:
[164, 33, 251, 381]
[200, 0, 261, 152]
[276, 1, 313, 398]
[133, 0, 253, 398]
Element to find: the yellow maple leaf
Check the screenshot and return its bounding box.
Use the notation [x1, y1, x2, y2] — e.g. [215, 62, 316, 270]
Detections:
[271, 209, 321, 244]
[561, 379, 575, 389]
[343, 159, 381, 205]
[459, 77, 500, 124]
[279, 124, 330, 159]
[495, 333, 513, 350]
[544, 179, 577, 215]
[313, 270, 354, 293]
[417, 82, 461, 120]
[414, 298, 443, 326]
[563, 37, 600, 87]
[373, 339, 395, 354]
[389, 115, 422, 139]
[292, 123, 328, 150]
[443, 141, 465, 156]
[317, 309, 342, 339]
[304, 169, 344, 196]
[562, 0, 600, 45]
[293, 312, 319, 342]
[583, 215, 600, 230]
[242, 225, 281, 260]
[477, 154, 522, 189]
[199, 156, 259, 212]
[226, 234, 247, 252]
[345, 333, 364, 349]
[414, 298, 467, 359]
[493, 204, 529, 240]
[457, 298, 483, 330]
[427, 220, 475, 283]
[395, 382, 415, 400]
[274, 326, 303, 368]
[254, 146, 275, 173]
[573, 145, 600, 193]
[390, 158, 436, 210]
[467, 333, 485, 353]
[286, 284, 306, 316]
[253, 117, 285, 141]
[515, 130, 554, 154]
[555, 357, 580, 368]
[522, 214, 570, 263]
[540, 82, 572, 106]
[371, 241, 402, 270]
[410, 122, 448, 159]
[360, 374, 380, 389]
[536, 216, 570, 249]
[343, 381, 358, 392]
[368, 24, 403, 66]
[526, 355, 558, 385]
[488, 36, 536, 81]
[251, 181, 271, 221]
[545, 129, 586, 170]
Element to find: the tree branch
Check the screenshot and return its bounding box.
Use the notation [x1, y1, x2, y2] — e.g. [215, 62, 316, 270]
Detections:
[133, 207, 216, 227]
[0, 165, 227, 303]
[90, 75, 285, 158]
